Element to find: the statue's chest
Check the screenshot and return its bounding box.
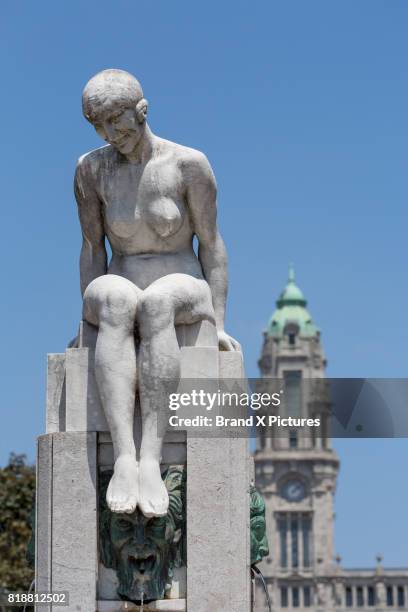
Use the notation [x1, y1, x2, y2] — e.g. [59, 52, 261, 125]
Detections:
[99, 161, 185, 240]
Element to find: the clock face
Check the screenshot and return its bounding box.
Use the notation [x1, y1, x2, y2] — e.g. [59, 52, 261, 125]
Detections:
[281, 479, 306, 502]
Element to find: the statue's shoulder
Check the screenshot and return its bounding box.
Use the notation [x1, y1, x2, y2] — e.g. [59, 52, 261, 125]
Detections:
[158, 138, 209, 167]
[76, 145, 114, 177]
[159, 138, 213, 181]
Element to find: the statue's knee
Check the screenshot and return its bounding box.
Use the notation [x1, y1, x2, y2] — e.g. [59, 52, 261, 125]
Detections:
[83, 276, 138, 329]
[138, 290, 173, 336]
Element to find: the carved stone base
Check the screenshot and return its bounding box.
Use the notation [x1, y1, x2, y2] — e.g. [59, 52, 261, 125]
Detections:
[96, 599, 186, 611]
[36, 321, 251, 611]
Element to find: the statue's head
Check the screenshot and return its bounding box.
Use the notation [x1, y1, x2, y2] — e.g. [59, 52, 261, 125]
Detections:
[99, 467, 186, 603]
[82, 69, 148, 155]
[250, 486, 269, 565]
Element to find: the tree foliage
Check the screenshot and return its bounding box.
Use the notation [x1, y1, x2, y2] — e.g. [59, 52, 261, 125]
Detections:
[0, 453, 35, 595]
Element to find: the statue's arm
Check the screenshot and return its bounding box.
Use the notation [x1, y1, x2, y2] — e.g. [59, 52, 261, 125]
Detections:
[184, 152, 240, 351]
[74, 156, 107, 296]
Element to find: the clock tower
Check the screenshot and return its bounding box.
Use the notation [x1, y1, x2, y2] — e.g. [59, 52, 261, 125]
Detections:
[254, 266, 340, 610]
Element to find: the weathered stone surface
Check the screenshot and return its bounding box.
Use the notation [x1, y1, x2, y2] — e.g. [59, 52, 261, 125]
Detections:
[186, 349, 251, 612]
[65, 347, 108, 432]
[96, 599, 186, 611]
[51, 432, 98, 612]
[176, 319, 218, 348]
[46, 354, 66, 433]
[39, 345, 251, 610]
[35, 435, 53, 612]
[36, 432, 98, 612]
[58, 324, 220, 434]
[98, 432, 187, 467]
[79, 319, 98, 349]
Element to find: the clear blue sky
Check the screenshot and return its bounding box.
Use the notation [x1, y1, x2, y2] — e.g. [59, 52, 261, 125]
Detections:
[0, 1, 407, 567]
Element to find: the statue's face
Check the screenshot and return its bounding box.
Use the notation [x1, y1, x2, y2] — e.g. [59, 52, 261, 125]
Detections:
[99, 467, 186, 604]
[250, 513, 269, 565]
[110, 510, 179, 602]
[92, 106, 144, 155]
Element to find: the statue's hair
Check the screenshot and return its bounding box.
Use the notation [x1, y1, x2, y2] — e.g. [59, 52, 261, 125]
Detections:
[82, 69, 144, 123]
[250, 486, 265, 518]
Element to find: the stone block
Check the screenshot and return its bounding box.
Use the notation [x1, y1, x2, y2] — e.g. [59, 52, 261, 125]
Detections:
[40, 329, 250, 610]
[65, 347, 108, 432]
[36, 432, 98, 612]
[46, 354, 66, 433]
[97, 563, 185, 603]
[56, 321, 219, 433]
[176, 319, 218, 348]
[96, 599, 186, 611]
[51, 432, 98, 612]
[36, 435, 53, 612]
[186, 348, 251, 612]
[98, 431, 187, 468]
[79, 319, 98, 349]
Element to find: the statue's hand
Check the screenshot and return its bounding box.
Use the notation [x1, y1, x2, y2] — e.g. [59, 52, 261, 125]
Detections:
[217, 330, 242, 352]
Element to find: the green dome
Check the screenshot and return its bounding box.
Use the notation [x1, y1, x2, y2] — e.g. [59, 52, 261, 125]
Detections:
[276, 280, 306, 308]
[267, 265, 318, 338]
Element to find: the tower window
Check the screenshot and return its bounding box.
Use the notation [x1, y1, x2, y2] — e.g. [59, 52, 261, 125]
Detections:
[367, 586, 375, 606]
[277, 513, 312, 570]
[278, 516, 288, 568]
[288, 332, 296, 345]
[290, 516, 299, 568]
[346, 587, 353, 607]
[303, 586, 312, 607]
[281, 587, 288, 608]
[289, 430, 298, 448]
[387, 586, 394, 607]
[283, 370, 302, 417]
[357, 586, 364, 607]
[292, 587, 300, 608]
[398, 586, 405, 607]
[302, 516, 312, 567]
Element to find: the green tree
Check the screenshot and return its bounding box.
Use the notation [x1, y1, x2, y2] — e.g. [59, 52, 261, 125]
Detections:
[0, 453, 35, 598]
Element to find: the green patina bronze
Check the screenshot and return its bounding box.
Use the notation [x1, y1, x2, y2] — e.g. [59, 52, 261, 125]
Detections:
[99, 466, 186, 604]
[267, 264, 319, 338]
[250, 486, 269, 565]
[99, 469, 268, 602]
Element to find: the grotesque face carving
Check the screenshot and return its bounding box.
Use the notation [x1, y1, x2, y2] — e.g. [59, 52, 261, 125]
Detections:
[99, 466, 186, 603]
[250, 486, 269, 565]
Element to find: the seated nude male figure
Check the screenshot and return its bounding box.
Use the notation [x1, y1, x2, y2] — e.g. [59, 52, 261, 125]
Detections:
[75, 69, 240, 518]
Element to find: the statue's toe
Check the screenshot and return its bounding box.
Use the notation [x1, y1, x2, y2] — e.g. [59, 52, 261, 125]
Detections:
[139, 491, 169, 517]
[108, 494, 138, 514]
[106, 456, 139, 513]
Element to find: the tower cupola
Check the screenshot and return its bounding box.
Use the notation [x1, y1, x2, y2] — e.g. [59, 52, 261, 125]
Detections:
[267, 265, 318, 339]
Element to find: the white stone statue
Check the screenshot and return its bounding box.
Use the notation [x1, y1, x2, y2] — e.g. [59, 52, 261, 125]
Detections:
[316, 582, 332, 609]
[75, 69, 240, 518]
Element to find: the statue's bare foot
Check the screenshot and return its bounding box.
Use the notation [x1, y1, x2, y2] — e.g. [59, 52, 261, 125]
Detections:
[138, 458, 169, 518]
[107, 455, 139, 514]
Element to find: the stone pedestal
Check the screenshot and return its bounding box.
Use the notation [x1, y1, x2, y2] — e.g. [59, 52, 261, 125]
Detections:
[36, 321, 251, 612]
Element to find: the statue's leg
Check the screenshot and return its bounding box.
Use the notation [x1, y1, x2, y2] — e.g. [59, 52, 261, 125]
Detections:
[83, 274, 141, 514]
[137, 274, 215, 517]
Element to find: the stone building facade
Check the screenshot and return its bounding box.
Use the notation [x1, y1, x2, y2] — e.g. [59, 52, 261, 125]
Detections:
[253, 267, 408, 611]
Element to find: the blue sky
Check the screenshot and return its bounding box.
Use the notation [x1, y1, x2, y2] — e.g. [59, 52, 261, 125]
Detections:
[0, 1, 407, 566]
